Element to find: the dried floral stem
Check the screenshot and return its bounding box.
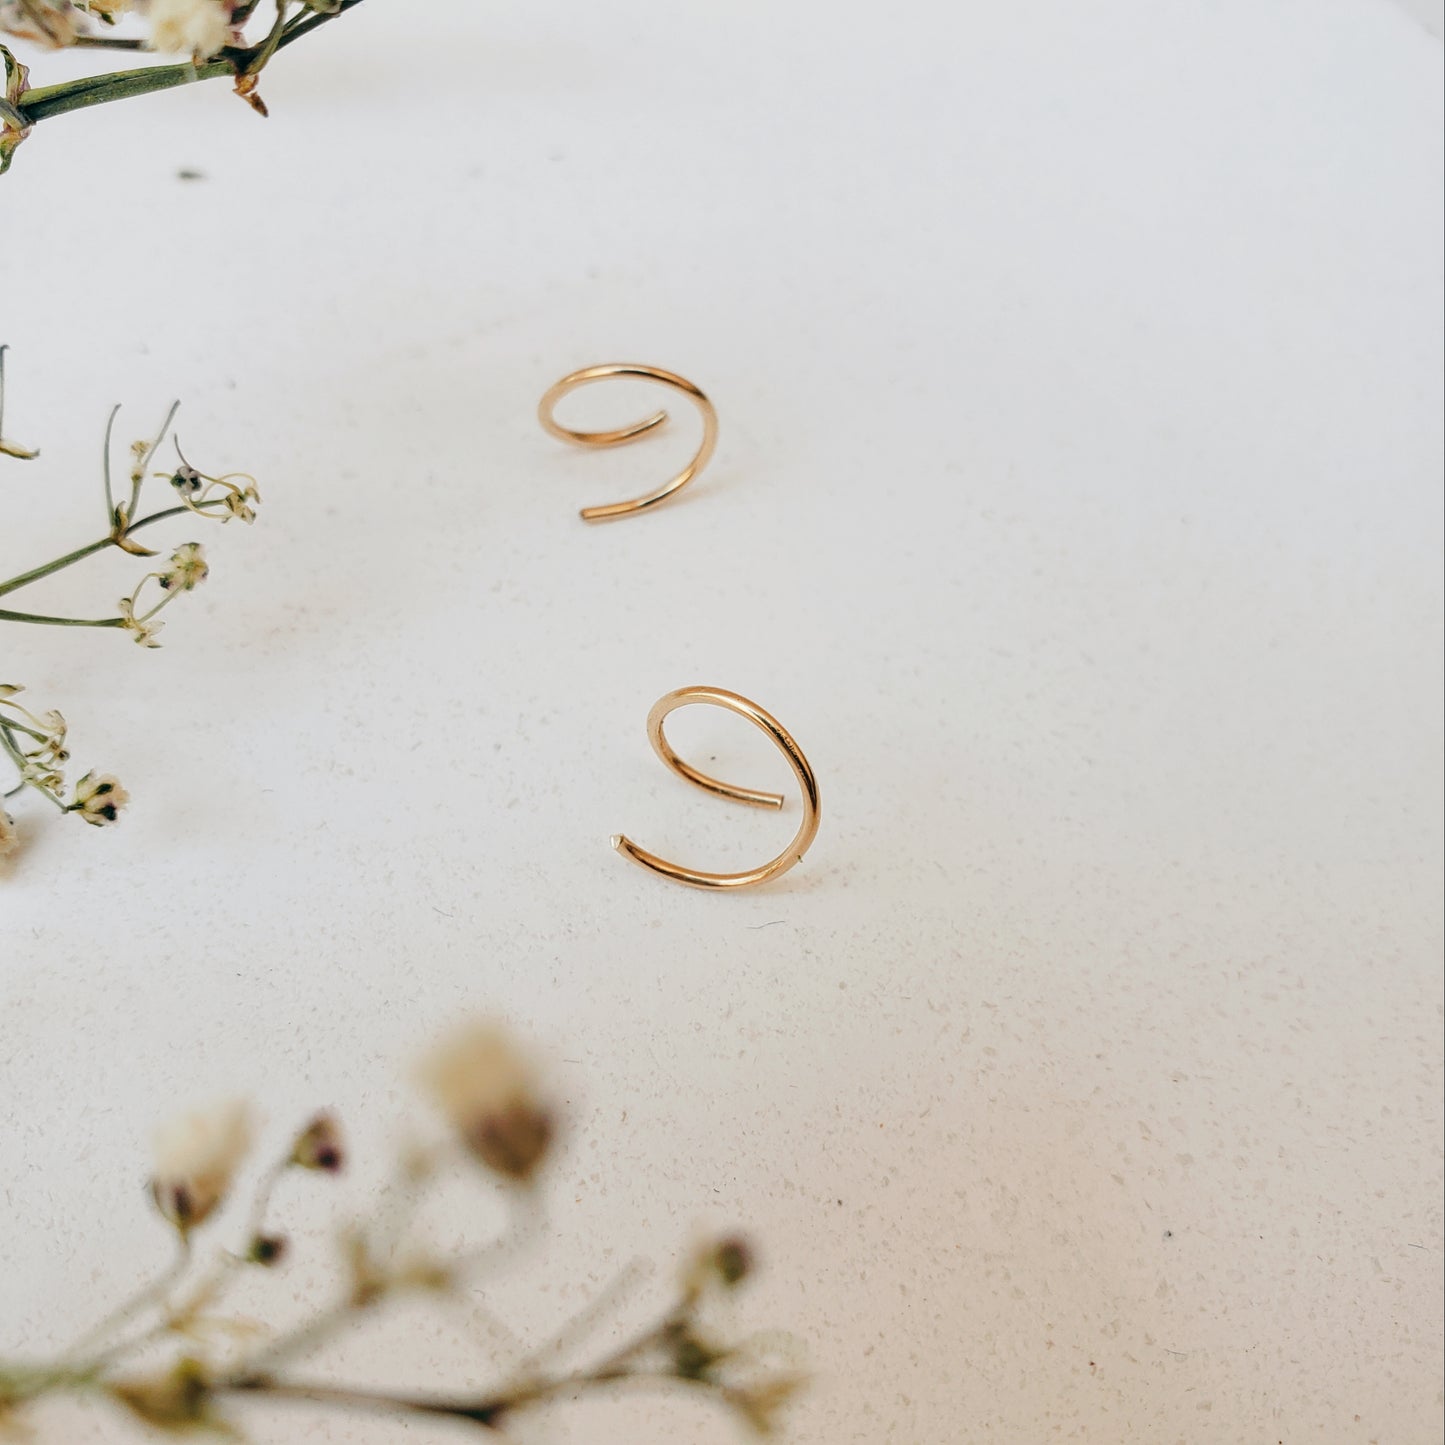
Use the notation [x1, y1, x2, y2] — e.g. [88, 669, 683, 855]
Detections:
[0, 503, 213, 599]
[0, 1033, 799, 1439]
[14, 0, 366, 126]
[219, 1349, 732, 1432]
[63, 1238, 192, 1366]
[0, 606, 124, 626]
[1, 353, 259, 851]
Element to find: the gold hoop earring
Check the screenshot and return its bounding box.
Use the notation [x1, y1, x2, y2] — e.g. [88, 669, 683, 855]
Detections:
[537, 363, 718, 522]
[612, 687, 821, 891]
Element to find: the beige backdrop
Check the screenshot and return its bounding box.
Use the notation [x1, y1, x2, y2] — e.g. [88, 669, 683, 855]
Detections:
[1, 1, 1441, 1441]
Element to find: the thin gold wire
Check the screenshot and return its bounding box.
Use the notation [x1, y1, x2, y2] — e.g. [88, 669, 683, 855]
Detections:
[537, 363, 718, 522]
[612, 686, 821, 891]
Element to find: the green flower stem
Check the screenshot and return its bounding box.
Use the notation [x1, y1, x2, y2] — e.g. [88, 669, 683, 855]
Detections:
[64, 1237, 192, 1369]
[0, 608, 123, 628]
[15, 0, 367, 126]
[246, 0, 293, 77]
[0, 537, 116, 598]
[0, 720, 27, 771]
[70, 36, 147, 52]
[18, 59, 232, 122]
[0, 501, 221, 599]
[127, 399, 178, 526]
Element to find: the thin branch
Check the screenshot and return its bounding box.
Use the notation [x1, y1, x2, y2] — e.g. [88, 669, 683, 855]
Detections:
[64, 1238, 192, 1364]
[14, 0, 368, 126]
[0, 607, 124, 627]
[0, 501, 224, 599]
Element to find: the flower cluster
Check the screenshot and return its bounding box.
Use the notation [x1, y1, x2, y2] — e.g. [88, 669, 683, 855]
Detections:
[0, 684, 129, 852]
[0, 349, 258, 865]
[0, 1, 365, 173]
[0, 1021, 802, 1440]
[4, 0, 244, 59]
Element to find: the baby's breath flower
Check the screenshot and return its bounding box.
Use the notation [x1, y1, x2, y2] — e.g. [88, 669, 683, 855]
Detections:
[32, 708, 68, 766]
[149, 1099, 254, 1234]
[110, 1357, 218, 1432]
[0, 809, 17, 858]
[247, 1232, 288, 1266]
[166, 449, 262, 525]
[159, 541, 208, 592]
[117, 595, 163, 647]
[725, 1375, 806, 1436]
[169, 462, 203, 497]
[219, 477, 260, 524]
[128, 436, 149, 486]
[418, 1020, 555, 1184]
[290, 1111, 345, 1173]
[21, 758, 63, 793]
[0, 0, 80, 49]
[146, 0, 234, 59]
[68, 770, 128, 825]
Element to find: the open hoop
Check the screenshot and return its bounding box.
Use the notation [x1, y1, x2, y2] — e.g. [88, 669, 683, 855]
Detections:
[612, 686, 821, 891]
[537, 363, 718, 522]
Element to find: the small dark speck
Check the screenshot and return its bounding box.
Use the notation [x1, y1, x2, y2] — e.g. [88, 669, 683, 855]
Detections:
[1163, 1230, 1173, 1239]
[176, 167, 206, 181]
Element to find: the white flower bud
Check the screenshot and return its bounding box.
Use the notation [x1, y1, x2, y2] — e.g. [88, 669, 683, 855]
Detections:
[418, 1021, 554, 1183]
[149, 1099, 254, 1233]
[146, 0, 233, 59]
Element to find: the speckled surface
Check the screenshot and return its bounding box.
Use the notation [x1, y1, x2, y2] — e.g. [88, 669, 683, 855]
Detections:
[1, 2, 1440, 1441]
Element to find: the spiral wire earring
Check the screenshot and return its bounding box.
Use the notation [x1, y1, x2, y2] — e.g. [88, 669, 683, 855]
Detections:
[612, 687, 821, 890]
[537, 363, 718, 522]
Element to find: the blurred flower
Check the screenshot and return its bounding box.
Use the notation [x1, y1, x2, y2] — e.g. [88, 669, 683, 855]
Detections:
[247, 1232, 287, 1267]
[147, 0, 234, 59]
[149, 1099, 254, 1233]
[69, 770, 128, 825]
[158, 541, 208, 592]
[0, 0, 79, 49]
[290, 1111, 344, 1173]
[418, 1021, 554, 1183]
[110, 1357, 217, 1432]
[712, 1236, 754, 1288]
[682, 1235, 755, 1298]
[725, 1375, 805, 1436]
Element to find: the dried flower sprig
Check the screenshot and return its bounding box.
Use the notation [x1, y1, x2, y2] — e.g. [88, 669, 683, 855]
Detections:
[0, 0, 365, 172]
[0, 347, 258, 863]
[0, 1021, 803, 1440]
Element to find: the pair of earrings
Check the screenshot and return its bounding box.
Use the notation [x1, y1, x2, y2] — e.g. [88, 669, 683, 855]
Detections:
[537, 365, 821, 892]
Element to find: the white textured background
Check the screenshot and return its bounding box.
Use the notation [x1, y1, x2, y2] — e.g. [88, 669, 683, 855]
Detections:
[1, 2, 1441, 1441]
